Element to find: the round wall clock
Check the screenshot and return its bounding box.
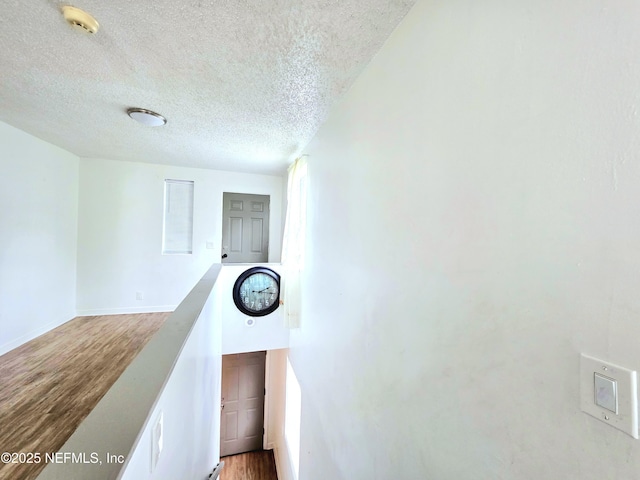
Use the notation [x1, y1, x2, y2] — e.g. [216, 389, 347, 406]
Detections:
[232, 267, 281, 317]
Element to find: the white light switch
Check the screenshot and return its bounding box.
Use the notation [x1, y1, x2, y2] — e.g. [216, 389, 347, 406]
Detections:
[580, 354, 638, 438]
[594, 373, 617, 413]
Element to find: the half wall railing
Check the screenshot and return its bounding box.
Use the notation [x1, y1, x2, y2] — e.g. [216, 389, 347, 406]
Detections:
[38, 263, 223, 480]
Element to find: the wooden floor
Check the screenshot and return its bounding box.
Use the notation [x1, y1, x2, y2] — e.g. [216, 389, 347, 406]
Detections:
[0, 313, 168, 480]
[220, 450, 278, 480]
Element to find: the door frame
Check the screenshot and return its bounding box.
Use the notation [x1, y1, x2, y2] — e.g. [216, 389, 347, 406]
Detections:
[219, 350, 284, 453]
[220, 351, 267, 457]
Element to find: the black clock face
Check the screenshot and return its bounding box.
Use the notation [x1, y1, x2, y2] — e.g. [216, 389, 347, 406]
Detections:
[233, 267, 281, 317]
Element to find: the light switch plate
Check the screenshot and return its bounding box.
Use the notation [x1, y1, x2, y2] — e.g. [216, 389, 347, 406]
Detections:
[151, 411, 163, 472]
[580, 354, 638, 438]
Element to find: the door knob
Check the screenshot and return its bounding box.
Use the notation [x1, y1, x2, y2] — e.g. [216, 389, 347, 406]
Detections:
[221, 253, 228, 259]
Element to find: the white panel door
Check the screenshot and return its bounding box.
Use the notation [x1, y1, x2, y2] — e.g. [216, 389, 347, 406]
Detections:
[221, 193, 270, 263]
[220, 351, 266, 457]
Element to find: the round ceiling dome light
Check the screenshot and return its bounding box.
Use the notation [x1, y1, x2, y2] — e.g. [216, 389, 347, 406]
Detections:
[61, 6, 99, 34]
[127, 108, 167, 127]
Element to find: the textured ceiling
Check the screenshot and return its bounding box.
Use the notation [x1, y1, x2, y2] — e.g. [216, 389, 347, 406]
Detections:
[0, 0, 415, 174]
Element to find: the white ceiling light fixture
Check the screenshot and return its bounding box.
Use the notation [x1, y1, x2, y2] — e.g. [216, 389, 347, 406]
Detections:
[61, 6, 99, 34]
[127, 108, 167, 127]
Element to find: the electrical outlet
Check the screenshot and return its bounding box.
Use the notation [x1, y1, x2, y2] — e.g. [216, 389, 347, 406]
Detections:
[136, 291, 144, 301]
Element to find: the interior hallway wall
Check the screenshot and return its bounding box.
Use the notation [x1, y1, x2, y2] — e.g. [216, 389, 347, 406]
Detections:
[219, 264, 288, 355]
[289, 0, 640, 478]
[265, 349, 294, 480]
[76, 158, 283, 315]
[0, 121, 79, 355]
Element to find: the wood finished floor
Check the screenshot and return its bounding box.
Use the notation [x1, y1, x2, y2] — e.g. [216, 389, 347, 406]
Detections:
[220, 450, 278, 480]
[0, 313, 169, 480]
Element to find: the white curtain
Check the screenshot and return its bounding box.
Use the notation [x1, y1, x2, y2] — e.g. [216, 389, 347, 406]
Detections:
[281, 156, 308, 328]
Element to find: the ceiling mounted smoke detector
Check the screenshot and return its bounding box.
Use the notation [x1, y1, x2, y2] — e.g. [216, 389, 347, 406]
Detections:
[127, 108, 167, 127]
[61, 6, 99, 34]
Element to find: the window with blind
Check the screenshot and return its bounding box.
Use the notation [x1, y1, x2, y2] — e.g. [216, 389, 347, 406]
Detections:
[162, 179, 194, 255]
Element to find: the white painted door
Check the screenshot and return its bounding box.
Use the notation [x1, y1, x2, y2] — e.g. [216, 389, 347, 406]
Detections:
[221, 193, 270, 263]
[220, 351, 266, 457]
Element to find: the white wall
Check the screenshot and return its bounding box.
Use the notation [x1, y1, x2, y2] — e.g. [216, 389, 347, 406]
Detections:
[220, 264, 289, 355]
[77, 158, 283, 315]
[290, 1, 640, 479]
[264, 349, 289, 470]
[267, 351, 300, 480]
[0, 121, 78, 355]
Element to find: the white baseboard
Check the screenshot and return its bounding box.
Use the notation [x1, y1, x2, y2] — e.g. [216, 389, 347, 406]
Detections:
[0, 316, 73, 356]
[76, 305, 177, 316]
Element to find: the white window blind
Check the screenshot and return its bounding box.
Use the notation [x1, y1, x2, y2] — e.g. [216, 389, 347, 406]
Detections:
[162, 179, 194, 254]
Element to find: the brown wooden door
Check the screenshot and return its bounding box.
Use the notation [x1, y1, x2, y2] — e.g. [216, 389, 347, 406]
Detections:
[220, 351, 266, 457]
